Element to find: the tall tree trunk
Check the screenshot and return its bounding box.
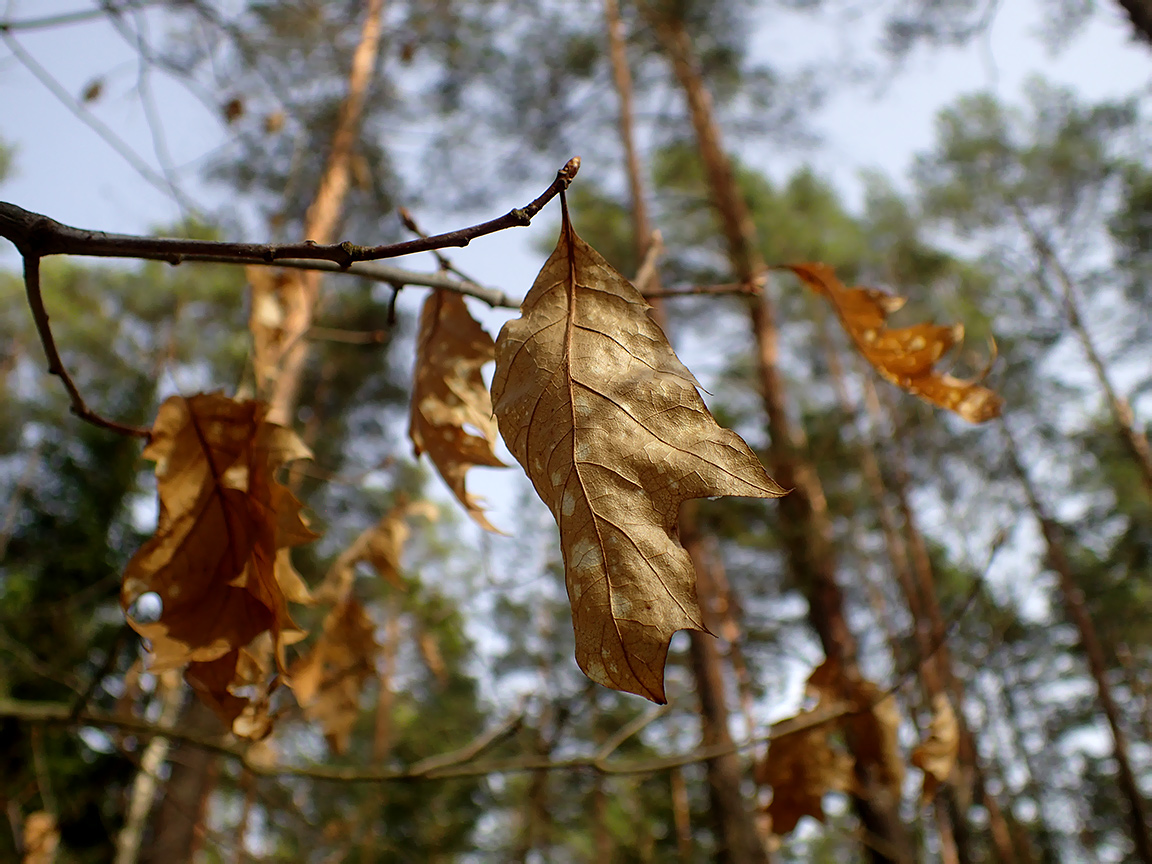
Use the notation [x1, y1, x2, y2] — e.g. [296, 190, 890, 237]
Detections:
[681, 508, 772, 864]
[1013, 203, 1152, 498]
[267, 0, 387, 425]
[115, 674, 183, 864]
[1001, 419, 1152, 864]
[143, 698, 219, 864]
[820, 327, 971, 863]
[867, 377, 1020, 864]
[1116, 0, 1152, 44]
[606, 8, 766, 860]
[145, 5, 388, 860]
[604, 0, 662, 297]
[647, 9, 912, 861]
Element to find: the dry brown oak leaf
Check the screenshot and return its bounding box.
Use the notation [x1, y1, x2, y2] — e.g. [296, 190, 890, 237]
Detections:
[122, 393, 318, 679]
[411, 290, 507, 533]
[289, 597, 379, 754]
[788, 263, 1003, 423]
[491, 206, 786, 702]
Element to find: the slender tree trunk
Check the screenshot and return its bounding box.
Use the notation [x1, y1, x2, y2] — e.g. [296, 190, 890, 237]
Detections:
[143, 699, 219, 864]
[1116, 0, 1152, 44]
[866, 377, 1020, 864]
[360, 600, 400, 864]
[114, 674, 184, 864]
[1013, 204, 1152, 498]
[145, 6, 388, 859]
[670, 766, 695, 863]
[512, 705, 567, 863]
[606, 9, 765, 860]
[604, 0, 662, 296]
[647, 9, 912, 860]
[820, 328, 972, 863]
[1001, 419, 1152, 864]
[267, 0, 387, 425]
[681, 508, 771, 864]
[985, 641, 1061, 864]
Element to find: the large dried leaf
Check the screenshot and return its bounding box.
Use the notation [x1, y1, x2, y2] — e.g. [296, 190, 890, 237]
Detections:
[410, 289, 506, 532]
[789, 263, 1002, 423]
[912, 693, 959, 801]
[122, 393, 318, 678]
[289, 597, 378, 753]
[491, 205, 786, 702]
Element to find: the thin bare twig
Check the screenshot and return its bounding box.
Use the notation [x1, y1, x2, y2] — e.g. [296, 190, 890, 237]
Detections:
[1, 30, 204, 214]
[21, 255, 151, 437]
[0, 157, 580, 269]
[593, 704, 670, 766]
[642, 276, 763, 300]
[0, 696, 851, 783]
[306, 326, 391, 344]
[0, 1, 166, 32]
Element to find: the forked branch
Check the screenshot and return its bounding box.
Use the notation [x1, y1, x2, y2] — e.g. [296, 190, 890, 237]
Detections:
[0, 157, 580, 269]
[0, 159, 580, 436]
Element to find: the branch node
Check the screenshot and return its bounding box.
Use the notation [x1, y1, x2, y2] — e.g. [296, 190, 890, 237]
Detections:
[337, 241, 357, 268]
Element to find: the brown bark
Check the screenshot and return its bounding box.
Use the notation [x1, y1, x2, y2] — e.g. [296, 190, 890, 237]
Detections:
[647, 9, 912, 860]
[512, 705, 567, 863]
[114, 674, 184, 864]
[682, 509, 771, 864]
[607, 9, 764, 860]
[822, 330, 972, 861]
[1014, 204, 1152, 498]
[143, 699, 220, 864]
[1001, 420, 1152, 864]
[1117, 0, 1152, 44]
[670, 766, 695, 863]
[605, 0, 663, 298]
[865, 377, 1019, 863]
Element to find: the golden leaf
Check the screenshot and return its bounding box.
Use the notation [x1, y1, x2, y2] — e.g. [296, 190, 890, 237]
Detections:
[289, 597, 378, 753]
[122, 393, 318, 681]
[410, 290, 507, 532]
[491, 203, 786, 702]
[789, 263, 1003, 422]
[912, 693, 960, 802]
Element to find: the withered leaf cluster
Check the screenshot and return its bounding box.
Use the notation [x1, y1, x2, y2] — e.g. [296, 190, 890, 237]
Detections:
[122, 393, 317, 735]
[492, 203, 786, 702]
[789, 263, 1003, 423]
